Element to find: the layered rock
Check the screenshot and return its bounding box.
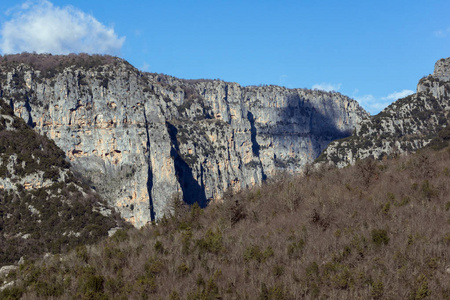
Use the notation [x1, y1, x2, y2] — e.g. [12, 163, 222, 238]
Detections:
[0, 54, 368, 227]
[318, 57, 450, 167]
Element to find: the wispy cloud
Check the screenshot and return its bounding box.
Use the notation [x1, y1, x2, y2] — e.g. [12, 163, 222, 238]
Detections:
[434, 27, 450, 38]
[354, 89, 415, 115]
[0, 0, 125, 55]
[278, 74, 289, 87]
[382, 89, 414, 101]
[312, 82, 342, 92]
[141, 62, 150, 72]
[355, 94, 391, 115]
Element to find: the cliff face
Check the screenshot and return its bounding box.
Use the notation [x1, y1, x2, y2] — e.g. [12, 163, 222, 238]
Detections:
[318, 57, 450, 167]
[0, 54, 368, 227]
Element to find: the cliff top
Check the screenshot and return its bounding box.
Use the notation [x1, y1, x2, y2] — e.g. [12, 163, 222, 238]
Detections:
[0, 53, 130, 73]
[0, 53, 367, 107]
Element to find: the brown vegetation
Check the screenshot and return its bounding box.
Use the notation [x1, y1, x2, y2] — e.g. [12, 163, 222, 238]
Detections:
[0, 53, 124, 75]
[2, 145, 450, 299]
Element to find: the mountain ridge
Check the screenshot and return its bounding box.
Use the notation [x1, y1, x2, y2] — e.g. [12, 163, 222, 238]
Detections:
[317, 57, 450, 167]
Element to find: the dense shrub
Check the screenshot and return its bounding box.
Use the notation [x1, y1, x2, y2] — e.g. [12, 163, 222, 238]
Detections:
[0, 53, 125, 75]
[371, 229, 390, 246]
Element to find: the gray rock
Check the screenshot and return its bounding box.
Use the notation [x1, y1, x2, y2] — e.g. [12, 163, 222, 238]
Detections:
[0, 280, 15, 292]
[108, 227, 123, 237]
[0, 265, 17, 277]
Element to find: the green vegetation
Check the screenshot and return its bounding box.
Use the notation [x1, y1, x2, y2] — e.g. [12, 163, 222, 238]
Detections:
[2, 146, 450, 299]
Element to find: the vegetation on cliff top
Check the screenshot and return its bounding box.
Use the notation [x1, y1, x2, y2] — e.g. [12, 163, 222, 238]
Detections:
[0, 53, 127, 74]
[2, 144, 449, 299]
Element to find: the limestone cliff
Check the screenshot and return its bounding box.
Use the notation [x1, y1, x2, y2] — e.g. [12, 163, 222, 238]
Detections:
[0, 54, 368, 227]
[317, 57, 450, 167]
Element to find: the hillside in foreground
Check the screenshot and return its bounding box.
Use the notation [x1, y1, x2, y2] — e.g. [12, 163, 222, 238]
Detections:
[1, 145, 449, 299]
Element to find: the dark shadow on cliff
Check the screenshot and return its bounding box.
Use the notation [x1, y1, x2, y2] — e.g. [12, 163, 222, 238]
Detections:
[247, 111, 267, 180]
[143, 108, 156, 222]
[274, 93, 353, 159]
[247, 111, 260, 156]
[24, 96, 36, 128]
[8, 94, 36, 128]
[167, 122, 208, 208]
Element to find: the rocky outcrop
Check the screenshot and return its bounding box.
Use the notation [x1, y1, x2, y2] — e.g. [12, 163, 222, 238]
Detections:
[317, 57, 450, 167]
[432, 57, 450, 82]
[0, 54, 368, 227]
[0, 98, 125, 266]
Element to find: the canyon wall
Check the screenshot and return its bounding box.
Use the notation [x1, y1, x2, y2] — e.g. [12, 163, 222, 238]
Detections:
[0, 54, 368, 227]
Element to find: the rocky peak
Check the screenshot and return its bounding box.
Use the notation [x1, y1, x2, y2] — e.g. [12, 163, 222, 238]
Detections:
[318, 57, 450, 167]
[433, 57, 450, 81]
[417, 57, 450, 94]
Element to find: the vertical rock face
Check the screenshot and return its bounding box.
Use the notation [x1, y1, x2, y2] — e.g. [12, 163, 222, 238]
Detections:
[318, 57, 450, 167]
[0, 54, 367, 227]
[433, 57, 450, 82]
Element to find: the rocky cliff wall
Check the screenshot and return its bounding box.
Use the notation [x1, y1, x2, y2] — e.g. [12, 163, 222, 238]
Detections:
[0, 98, 124, 266]
[0, 54, 368, 227]
[318, 57, 450, 167]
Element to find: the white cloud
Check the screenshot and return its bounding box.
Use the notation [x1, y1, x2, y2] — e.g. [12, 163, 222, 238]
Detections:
[0, 0, 125, 55]
[278, 74, 288, 87]
[141, 62, 150, 72]
[382, 89, 414, 101]
[354, 89, 414, 115]
[354, 94, 390, 115]
[434, 27, 450, 38]
[312, 82, 342, 92]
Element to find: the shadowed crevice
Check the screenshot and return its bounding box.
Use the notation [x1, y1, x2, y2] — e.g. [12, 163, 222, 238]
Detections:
[247, 111, 260, 157]
[247, 111, 267, 180]
[143, 107, 156, 222]
[167, 122, 207, 207]
[24, 96, 35, 128]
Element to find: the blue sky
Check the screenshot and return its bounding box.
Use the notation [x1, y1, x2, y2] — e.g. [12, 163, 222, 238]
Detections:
[0, 1, 449, 114]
